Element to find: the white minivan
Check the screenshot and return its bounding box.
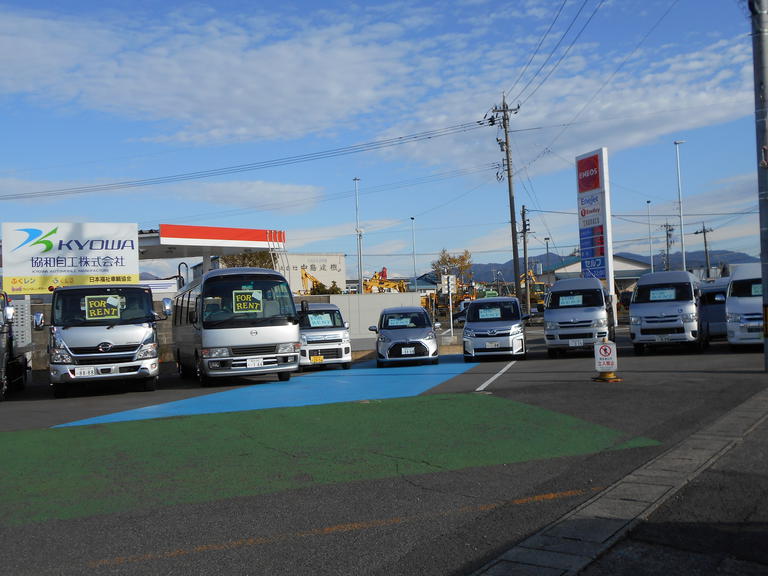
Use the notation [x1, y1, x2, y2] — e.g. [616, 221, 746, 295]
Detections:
[543, 277, 615, 358]
[725, 263, 764, 347]
[629, 270, 702, 354]
[298, 302, 352, 370]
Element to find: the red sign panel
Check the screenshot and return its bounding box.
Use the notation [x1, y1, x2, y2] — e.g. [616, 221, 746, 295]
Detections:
[577, 154, 601, 193]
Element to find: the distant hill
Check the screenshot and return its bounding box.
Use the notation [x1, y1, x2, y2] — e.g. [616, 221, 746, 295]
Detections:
[139, 272, 160, 280]
[468, 250, 759, 282]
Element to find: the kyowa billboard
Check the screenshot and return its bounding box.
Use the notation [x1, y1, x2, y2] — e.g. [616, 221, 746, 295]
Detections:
[575, 149, 615, 295]
[2, 222, 139, 295]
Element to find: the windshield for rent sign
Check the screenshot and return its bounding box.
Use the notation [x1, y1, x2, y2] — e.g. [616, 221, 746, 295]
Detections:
[2, 222, 139, 295]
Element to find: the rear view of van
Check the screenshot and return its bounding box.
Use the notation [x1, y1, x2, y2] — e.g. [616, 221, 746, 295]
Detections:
[629, 270, 701, 354]
[543, 277, 614, 358]
[725, 263, 764, 347]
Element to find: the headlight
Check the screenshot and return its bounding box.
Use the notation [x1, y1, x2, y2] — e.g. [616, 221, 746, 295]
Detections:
[681, 313, 697, 323]
[300, 334, 308, 345]
[277, 342, 300, 353]
[202, 347, 229, 358]
[630, 316, 641, 325]
[727, 313, 742, 323]
[378, 334, 391, 343]
[545, 321, 558, 330]
[135, 342, 158, 360]
[342, 330, 350, 341]
[592, 318, 608, 328]
[464, 328, 475, 338]
[510, 324, 523, 335]
[424, 331, 436, 340]
[50, 348, 73, 364]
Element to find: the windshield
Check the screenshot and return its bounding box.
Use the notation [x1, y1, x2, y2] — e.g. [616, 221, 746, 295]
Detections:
[467, 300, 521, 322]
[632, 282, 693, 304]
[201, 274, 296, 329]
[52, 287, 155, 327]
[547, 289, 604, 309]
[729, 278, 762, 298]
[380, 311, 431, 330]
[299, 309, 345, 329]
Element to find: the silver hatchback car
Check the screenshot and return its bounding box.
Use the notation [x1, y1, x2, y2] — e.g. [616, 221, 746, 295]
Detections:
[369, 306, 441, 367]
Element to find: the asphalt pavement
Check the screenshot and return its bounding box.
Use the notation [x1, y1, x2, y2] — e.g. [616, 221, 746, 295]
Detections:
[471, 369, 768, 576]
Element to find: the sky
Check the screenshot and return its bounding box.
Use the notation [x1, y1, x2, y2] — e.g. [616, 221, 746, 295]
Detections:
[0, 0, 762, 280]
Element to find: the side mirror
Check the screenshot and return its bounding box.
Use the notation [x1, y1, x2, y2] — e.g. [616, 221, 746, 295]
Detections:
[434, 322, 442, 330]
[714, 293, 725, 303]
[4, 305, 14, 324]
[344, 321, 350, 329]
[33, 312, 45, 330]
[368, 325, 378, 333]
[162, 298, 173, 318]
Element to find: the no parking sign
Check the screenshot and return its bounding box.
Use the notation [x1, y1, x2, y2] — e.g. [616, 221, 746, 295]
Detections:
[595, 341, 617, 372]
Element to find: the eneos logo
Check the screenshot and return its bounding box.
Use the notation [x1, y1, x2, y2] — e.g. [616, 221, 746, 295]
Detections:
[577, 154, 601, 193]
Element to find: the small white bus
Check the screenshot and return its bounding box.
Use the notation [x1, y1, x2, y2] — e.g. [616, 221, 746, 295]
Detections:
[173, 267, 300, 385]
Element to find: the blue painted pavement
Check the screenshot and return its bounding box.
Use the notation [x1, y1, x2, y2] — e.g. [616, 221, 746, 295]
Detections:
[56, 355, 473, 428]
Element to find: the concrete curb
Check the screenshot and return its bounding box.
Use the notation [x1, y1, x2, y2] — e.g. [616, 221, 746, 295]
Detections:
[472, 387, 768, 576]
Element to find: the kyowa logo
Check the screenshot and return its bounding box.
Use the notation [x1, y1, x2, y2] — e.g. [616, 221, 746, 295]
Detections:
[12, 227, 135, 253]
[12, 227, 58, 253]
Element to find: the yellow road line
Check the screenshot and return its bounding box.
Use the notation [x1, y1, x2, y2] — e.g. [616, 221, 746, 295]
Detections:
[88, 486, 603, 569]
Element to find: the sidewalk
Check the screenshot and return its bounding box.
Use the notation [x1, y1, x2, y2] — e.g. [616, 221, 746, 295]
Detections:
[472, 386, 768, 575]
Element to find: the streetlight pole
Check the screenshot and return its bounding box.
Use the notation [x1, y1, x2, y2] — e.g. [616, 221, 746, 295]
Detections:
[674, 140, 687, 271]
[353, 177, 363, 295]
[647, 200, 654, 273]
[544, 237, 550, 282]
[410, 217, 416, 288]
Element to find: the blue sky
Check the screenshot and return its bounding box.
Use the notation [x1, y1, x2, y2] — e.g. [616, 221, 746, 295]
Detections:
[0, 0, 760, 279]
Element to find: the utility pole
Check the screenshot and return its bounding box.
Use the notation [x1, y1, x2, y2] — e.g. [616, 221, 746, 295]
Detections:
[693, 223, 713, 278]
[493, 95, 522, 299]
[353, 177, 363, 295]
[521, 205, 530, 314]
[748, 0, 768, 370]
[662, 221, 675, 271]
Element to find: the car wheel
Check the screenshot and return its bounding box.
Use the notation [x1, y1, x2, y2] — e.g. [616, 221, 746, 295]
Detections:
[52, 382, 68, 398]
[143, 376, 158, 391]
[0, 373, 7, 401]
[342, 362, 351, 370]
[547, 348, 558, 359]
[463, 355, 473, 363]
[431, 357, 439, 365]
[196, 355, 212, 387]
[177, 350, 191, 379]
[278, 371, 291, 382]
[376, 359, 384, 368]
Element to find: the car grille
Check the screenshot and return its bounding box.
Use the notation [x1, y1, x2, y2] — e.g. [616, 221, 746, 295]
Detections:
[308, 347, 343, 359]
[232, 345, 277, 356]
[641, 327, 684, 335]
[555, 320, 592, 328]
[389, 342, 429, 358]
[69, 345, 137, 354]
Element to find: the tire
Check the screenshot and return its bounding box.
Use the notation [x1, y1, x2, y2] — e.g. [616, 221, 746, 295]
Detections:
[431, 357, 439, 365]
[0, 373, 7, 402]
[547, 348, 558, 359]
[341, 362, 351, 370]
[196, 356, 212, 387]
[376, 359, 384, 368]
[277, 371, 291, 382]
[143, 376, 158, 391]
[463, 356, 473, 363]
[176, 350, 191, 379]
[52, 382, 68, 399]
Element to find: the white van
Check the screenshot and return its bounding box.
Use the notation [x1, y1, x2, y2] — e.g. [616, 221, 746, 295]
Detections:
[462, 296, 527, 361]
[298, 302, 352, 370]
[543, 277, 615, 358]
[725, 263, 764, 347]
[629, 270, 701, 354]
[34, 284, 172, 398]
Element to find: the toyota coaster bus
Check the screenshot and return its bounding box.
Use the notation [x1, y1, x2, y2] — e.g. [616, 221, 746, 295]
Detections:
[173, 267, 300, 385]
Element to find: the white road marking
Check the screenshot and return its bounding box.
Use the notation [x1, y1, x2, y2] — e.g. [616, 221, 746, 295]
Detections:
[475, 361, 516, 392]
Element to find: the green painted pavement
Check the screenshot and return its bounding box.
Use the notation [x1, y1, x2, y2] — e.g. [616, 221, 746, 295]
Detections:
[0, 394, 659, 526]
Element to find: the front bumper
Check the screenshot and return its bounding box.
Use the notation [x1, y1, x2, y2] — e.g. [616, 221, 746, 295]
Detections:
[49, 358, 159, 384]
[201, 353, 299, 377]
[727, 322, 764, 345]
[377, 340, 438, 363]
[463, 334, 526, 357]
[299, 344, 352, 366]
[630, 320, 698, 345]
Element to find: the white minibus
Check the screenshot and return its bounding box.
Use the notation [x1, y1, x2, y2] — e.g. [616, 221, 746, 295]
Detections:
[725, 263, 764, 347]
[173, 267, 300, 385]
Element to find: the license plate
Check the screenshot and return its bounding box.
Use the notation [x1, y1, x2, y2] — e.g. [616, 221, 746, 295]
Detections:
[75, 367, 96, 377]
[654, 335, 671, 342]
[568, 339, 584, 347]
[246, 357, 264, 368]
[485, 341, 500, 349]
[401, 347, 415, 355]
[310, 355, 324, 363]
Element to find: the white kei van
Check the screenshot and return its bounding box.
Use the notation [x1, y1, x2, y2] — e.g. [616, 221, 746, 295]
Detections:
[629, 270, 702, 354]
[543, 277, 615, 358]
[298, 302, 352, 370]
[725, 263, 764, 347]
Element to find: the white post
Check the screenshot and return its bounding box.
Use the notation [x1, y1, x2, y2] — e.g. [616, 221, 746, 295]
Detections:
[674, 140, 686, 271]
